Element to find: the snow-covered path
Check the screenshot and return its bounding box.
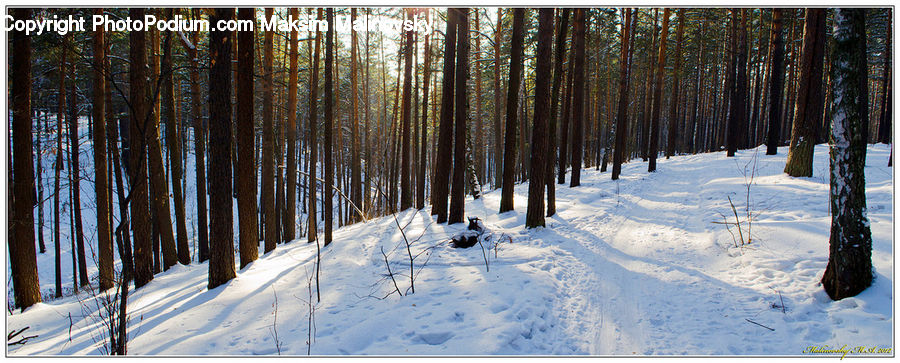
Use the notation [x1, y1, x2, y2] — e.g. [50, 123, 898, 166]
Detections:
[7, 144, 893, 356]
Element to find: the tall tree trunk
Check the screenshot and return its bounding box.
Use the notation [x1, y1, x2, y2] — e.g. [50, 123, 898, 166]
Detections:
[877, 11, 892, 145]
[400, 9, 415, 211]
[558, 34, 576, 184]
[147, 24, 178, 271]
[492, 9, 504, 190]
[766, 8, 786, 155]
[612, 8, 634, 180]
[308, 8, 322, 244]
[93, 10, 114, 290]
[640, 9, 659, 162]
[449, 8, 471, 224]
[286, 7, 300, 238]
[822, 8, 873, 300]
[569, 9, 587, 186]
[10, 8, 41, 309]
[261, 8, 277, 253]
[55, 52, 64, 297]
[349, 8, 363, 221]
[527, 8, 553, 228]
[236, 8, 259, 269]
[208, 8, 237, 290]
[547, 8, 570, 216]
[64, 33, 89, 287]
[184, 10, 208, 262]
[649, 9, 670, 172]
[417, 10, 432, 210]
[473, 10, 485, 187]
[784, 8, 826, 177]
[160, 10, 189, 265]
[129, 8, 154, 288]
[323, 8, 335, 246]
[432, 8, 458, 222]
[666, 9, 685, 158]
[499, 9, 526, 213]
[688, 17, 706, 154]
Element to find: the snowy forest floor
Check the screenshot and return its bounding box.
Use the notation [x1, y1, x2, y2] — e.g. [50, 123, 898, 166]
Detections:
[7, 143, 893, 356]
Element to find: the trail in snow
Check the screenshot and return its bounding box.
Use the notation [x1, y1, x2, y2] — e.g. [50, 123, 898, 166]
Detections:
[7, 144, 893, 356]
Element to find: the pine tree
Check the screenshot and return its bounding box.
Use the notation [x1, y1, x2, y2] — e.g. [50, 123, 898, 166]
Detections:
[324, 8, 335, 246]
[208, 8, 237, 289]
[147, 20, 178, 271]
[261, 8, 277, 253]
[417, 10, 432, 210]
[784, 8, 826, 177]
[569, 9, 587, 186]
[666, 9, 685, 159]
[308, 8, 322, 243]
[9, 7, 41, 310]
[612, 8, 635, 181]
[492, 9, 504, 190]
[129, 8, 154, 288]
[432, 8, 458, 222]
[64, 32, 89, 287]
[93, 9, 114, 290]
[400, 8, 415, 211]
[184, 9, 209, 262]
[648, 9, 670, 172]
[766, 8, 786, 155]
[349, 8, 363, 221]
[449, 8, 471, 224]
[876, 11, 892, 145]
[526, 8, 553, 228]
[546, 8, 570, 216]
[237, 7, 259, 269]
[822, 8, 873, 300]
[161, 8, 190, 265]
[500, 8, 526, 213]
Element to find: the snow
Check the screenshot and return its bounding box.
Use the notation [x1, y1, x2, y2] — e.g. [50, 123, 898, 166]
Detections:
[7, 136, 893, 356]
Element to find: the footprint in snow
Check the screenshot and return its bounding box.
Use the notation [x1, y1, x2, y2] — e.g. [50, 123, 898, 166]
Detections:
[414, 332, 454, 345]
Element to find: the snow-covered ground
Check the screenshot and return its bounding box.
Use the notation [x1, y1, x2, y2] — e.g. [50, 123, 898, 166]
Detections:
[6, 142, 893, 356]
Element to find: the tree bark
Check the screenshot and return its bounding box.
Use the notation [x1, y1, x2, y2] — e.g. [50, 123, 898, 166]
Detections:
[546, 8, 570, 216]
[10, 7, 41, 309]
[492, 9, 504, 190]
[431, 8, 458, 222]
[649, 9, 670, 172]
[766, 8, 786, 155]
[569, 9, 587, 186]
[822, 8, 873, 300]
[260, 8, 277, 252]
[612, 8, 634, 180]
[308, 8, 322, 244]
[208, 8, 237, 289]
[185, 9, 208, 262]
[160, 9, 190, 265]
[400, 9, 415, 211]
[499, 9, 526, 213]
[93, 9, 114, 290]
[784, 8, 826, 177]
[324, 8, 335, 246]
[129, 8, 153, 288]
[349, 8, 363, 221]
[236, 8, 259, 269]
[449, 8, 471, 224]
[417, 10, 432, 210]
[666, 9, 685, 158]
[526, 8, 553, 228]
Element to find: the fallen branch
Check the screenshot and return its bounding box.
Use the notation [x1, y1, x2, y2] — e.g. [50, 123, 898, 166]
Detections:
[381, 246, 403, 297]
[745, 318, 774, 331]
[7, 326, 37, 346]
